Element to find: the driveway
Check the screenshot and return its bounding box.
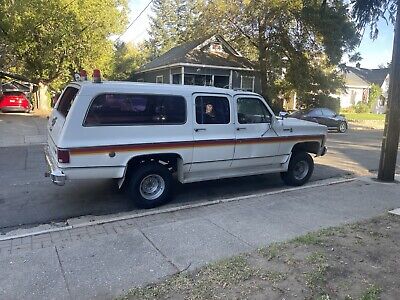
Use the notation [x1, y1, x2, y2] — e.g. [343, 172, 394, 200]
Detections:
[0, 113, 398, 232]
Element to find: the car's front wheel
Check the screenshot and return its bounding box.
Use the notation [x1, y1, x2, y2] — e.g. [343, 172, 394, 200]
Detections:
[281, 152, 314, 186]
[338, 121, 347, 133]
[128, 162, 172, 209]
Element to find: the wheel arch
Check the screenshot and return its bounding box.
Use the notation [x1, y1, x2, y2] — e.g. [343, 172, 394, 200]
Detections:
[117, 153, 184, 189]
[291, 141, 321, 155]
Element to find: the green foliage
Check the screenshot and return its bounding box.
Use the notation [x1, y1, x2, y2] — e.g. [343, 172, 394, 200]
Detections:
[0, 0, 128, 89]
[351, 0, 397, 39]
[196, 0, 359, 110]
[354, 102, 370, 113]
[368, 83, 382, 109]
[300, 94, 341, 113]
[109, 42, 150, 80]
[147, 0, 203, 58]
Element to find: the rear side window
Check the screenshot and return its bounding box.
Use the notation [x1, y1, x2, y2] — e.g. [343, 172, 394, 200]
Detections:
[195, 96, 230, 124]
[84, 94, 186, 126]
[56, 87, 79, 117]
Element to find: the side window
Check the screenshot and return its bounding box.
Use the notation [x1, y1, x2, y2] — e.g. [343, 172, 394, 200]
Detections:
[308, 109, 322, 117]
[84, 94, 186, 126]
[237, 98, 271, 124]
[322, 108, 335, 117]
[195, 96, 230, 124]
[56, 87, 79, 118]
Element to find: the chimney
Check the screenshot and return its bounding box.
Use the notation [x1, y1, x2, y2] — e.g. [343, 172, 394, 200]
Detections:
[356, 62, 361, 68]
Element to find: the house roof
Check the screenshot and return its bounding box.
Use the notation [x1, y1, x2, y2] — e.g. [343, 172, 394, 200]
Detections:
[137, 35, 255, 73]
[343, 69, 370, 87]
[345, 66, 389, 87]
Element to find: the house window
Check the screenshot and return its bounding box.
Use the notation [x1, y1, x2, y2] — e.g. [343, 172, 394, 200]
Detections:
[184, 74, 213, 86]
[241, 76, 255, 92]
[137, 78, 144, 82]
[156, 75, 163, 84]
[172, 74, 182, 84]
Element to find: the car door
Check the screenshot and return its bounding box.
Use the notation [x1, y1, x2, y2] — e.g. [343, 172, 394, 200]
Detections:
[321, 108, 338, 128]
[232, 96, 281, 168]
[190, 93, 235, 172]
[306, 109, 326, 125]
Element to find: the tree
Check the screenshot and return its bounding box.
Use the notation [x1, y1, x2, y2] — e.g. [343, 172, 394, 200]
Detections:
[0, 0, 128, 109]
[147, 0, 202, 58]
[352, 0, 400, 182]
[197, 0, 359, 111]
[109, 41, 150, 80]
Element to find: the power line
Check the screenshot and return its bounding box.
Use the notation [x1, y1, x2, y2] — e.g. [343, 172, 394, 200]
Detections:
[115, 0, 154, 43]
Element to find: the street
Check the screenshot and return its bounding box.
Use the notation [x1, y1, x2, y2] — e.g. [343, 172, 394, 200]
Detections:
[0, 113, 398, 233]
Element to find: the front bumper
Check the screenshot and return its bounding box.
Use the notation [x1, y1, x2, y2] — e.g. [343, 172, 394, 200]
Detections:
[44, 145, 66, 186]
[318, 146, 327, 157]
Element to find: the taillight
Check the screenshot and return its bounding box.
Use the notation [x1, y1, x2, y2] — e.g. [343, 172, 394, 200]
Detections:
[57, 149, 70, 163]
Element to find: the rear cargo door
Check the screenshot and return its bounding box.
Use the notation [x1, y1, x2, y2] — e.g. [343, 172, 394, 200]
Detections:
[48, 86, 80, 147]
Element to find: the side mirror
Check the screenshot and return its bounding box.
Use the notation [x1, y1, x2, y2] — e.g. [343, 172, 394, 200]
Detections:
[279, 111, 289, 118]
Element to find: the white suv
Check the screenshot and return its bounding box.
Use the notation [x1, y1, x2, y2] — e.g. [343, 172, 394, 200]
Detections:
[45, 80, 327, 208]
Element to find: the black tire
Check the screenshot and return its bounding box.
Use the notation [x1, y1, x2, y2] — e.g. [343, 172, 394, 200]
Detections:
[338, 121, 347, 133]
[128, 162, 172, 209]
[281, 152, 314, 186]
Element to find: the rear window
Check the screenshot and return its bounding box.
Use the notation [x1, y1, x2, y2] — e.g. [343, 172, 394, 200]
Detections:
[84, 93, 186, 126]
[56, 87, 79, 117]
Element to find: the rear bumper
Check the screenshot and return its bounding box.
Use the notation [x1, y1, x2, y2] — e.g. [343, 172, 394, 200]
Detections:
[0, 106, 29, 112]
[44, 145, 66, 186]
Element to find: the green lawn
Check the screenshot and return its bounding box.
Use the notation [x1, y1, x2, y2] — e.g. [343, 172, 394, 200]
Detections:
[342, 113, 386, 121]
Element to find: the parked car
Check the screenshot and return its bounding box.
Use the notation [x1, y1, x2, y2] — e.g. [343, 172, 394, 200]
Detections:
[289, 108, 348, 133]
[0, 83, 31, 113]
[45, 75, 327, 208]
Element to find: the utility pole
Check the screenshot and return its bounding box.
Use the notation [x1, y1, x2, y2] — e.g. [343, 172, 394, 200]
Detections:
[378, 0, 400, 182]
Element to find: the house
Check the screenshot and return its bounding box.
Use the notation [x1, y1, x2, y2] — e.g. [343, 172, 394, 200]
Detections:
[132, 35, 261, 93]
[338, 64, 390, 113]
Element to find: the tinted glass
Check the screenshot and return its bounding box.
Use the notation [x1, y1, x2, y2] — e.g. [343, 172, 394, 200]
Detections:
[307, 109, 322, 117]
[321, 108, 335, 117]
[237, 98, 271, 124]
[85, 94, 186, 126]
[56, 87, 79, 118]
[195, 96, 230, 124]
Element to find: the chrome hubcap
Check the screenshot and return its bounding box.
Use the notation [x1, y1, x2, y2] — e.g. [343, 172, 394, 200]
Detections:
[139, 174, 165, 200]
[293, 161, 309, 181]
[340, 123, 346, 132]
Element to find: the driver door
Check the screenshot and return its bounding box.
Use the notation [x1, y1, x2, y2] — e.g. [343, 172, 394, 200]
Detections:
[232, 96, 281, 168]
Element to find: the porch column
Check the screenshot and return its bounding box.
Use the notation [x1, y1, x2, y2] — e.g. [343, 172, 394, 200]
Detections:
[181, 66, 184, 85]
[229, 70, 233, 89]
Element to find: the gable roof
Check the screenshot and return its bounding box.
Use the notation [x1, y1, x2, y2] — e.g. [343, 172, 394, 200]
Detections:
[137, 35, 255, 73]
[345, 66, 389, 87]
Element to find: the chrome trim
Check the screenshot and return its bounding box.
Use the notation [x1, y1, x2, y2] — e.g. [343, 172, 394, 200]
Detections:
[44, 145, 66, 186]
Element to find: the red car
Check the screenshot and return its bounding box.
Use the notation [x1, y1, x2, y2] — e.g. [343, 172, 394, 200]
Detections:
[0, 91, 31, 113]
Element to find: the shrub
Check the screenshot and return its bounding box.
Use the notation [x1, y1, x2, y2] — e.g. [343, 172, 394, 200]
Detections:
[354, 102, 370, 113]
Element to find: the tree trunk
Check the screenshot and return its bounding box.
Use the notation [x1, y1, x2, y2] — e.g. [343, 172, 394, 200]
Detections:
[377, 0, 400, 181]
[37, 82, 50, 111]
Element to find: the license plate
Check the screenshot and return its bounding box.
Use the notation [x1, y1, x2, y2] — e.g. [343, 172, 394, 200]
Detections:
[10, 100, 15, 102]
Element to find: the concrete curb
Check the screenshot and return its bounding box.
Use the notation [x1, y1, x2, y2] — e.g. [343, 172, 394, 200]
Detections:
[0, 176, 358, 242]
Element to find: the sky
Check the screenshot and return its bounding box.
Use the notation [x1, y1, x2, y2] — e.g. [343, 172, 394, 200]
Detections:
[124, 0, 395, 69]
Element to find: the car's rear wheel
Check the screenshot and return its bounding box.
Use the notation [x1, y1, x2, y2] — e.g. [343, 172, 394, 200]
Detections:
[338, 121, 347, 133]
[281, 152, 314, 186]
[128, 162, 172, 209]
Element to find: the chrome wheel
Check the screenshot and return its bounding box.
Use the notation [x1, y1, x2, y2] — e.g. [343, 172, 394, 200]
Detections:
[339, 122, 347, 133]
[293, 160, 309, 181]
[139, 174, 165, 201]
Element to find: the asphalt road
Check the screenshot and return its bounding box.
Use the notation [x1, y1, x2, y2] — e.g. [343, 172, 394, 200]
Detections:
[0, 113, 398, 232]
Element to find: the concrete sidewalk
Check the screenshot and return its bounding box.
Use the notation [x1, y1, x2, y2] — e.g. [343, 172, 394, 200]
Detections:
[0, 176, 399, 300]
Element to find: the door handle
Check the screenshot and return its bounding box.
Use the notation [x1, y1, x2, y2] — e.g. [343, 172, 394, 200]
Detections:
[236, 127, 246, 131]
[194, 128, 206, 132]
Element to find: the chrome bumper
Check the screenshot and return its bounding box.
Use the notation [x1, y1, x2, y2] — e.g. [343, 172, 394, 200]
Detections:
[44, 145, 66, 186]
